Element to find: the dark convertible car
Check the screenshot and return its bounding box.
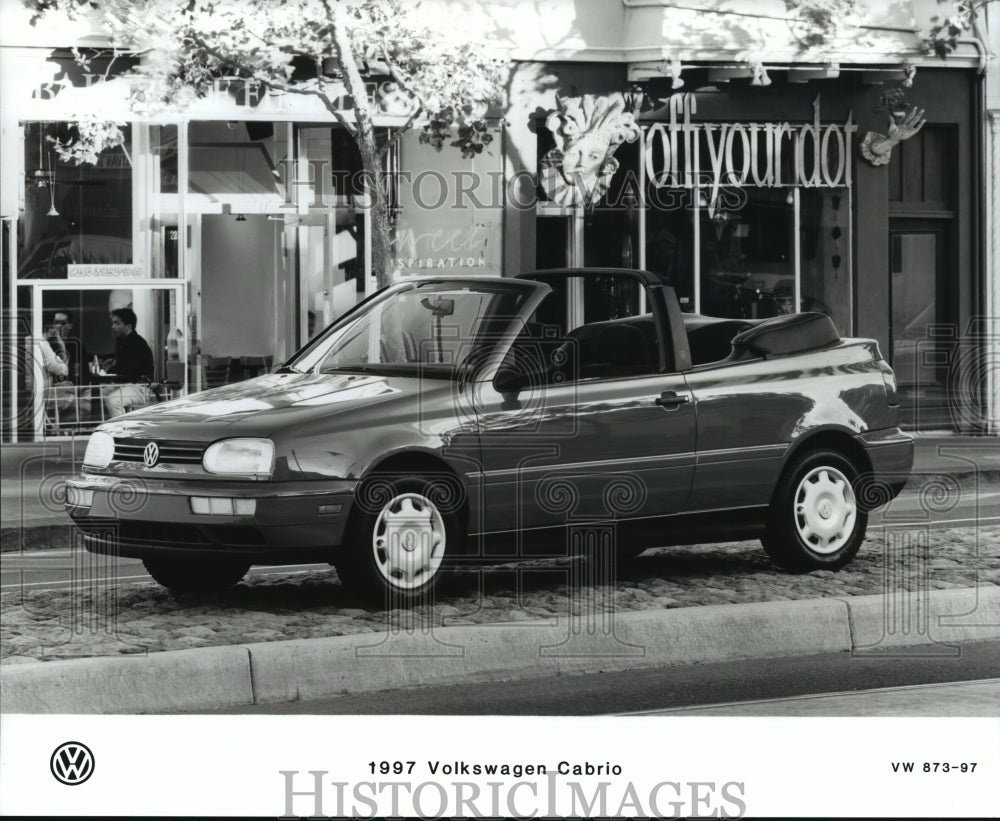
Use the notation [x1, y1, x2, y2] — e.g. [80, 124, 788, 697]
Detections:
[66, 269, 913, 600]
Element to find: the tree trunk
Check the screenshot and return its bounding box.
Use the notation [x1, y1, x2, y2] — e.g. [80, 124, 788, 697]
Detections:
[357, 142, 394, 291]
[330, 6, 394, 291]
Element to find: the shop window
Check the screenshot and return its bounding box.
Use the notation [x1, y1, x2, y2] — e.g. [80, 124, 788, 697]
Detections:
[800, 188, 852, 335]
[19, 122, 133, 279]
[645, 189, 695, 310]
[698, 187, 793, 320]
[153, 124, 178, 195]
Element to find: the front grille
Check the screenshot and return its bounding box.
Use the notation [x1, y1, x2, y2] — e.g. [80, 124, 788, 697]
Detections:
[114, 438, 205, 465]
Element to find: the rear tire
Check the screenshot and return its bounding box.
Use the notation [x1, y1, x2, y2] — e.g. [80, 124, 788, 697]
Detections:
[143, 556, 250, 593]
[761, 449, 867, 572]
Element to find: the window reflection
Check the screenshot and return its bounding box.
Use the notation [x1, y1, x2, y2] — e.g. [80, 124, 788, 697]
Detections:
[699, 188, 793, 320]
[800, 188, 852, 335]
[19, 122, 133, 279]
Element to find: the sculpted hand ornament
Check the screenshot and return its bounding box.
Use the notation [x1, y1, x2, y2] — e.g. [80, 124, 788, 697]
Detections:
[861, 105, 926, 167]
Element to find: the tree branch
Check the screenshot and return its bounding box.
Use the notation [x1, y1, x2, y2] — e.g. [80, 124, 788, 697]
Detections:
[187, 30, 356, 136]
[376, 107, 423, 159]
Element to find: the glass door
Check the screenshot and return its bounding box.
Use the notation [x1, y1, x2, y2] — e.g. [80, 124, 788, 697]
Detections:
[889, 220, 951, 429]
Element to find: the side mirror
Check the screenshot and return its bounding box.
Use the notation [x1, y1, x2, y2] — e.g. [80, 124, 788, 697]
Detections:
[493, 365, 530, 394]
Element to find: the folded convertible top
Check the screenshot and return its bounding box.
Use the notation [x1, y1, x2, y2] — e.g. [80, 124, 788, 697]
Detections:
[729, 312, 841, 358]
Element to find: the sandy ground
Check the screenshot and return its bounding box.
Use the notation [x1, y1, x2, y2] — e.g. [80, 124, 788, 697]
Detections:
[2, 524, 997, 664]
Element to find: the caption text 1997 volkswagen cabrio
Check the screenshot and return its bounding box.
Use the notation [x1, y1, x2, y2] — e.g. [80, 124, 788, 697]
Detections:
[67, 268, 913, 601]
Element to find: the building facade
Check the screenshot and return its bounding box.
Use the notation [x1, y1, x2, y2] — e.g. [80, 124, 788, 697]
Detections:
[1, 0, 996, 440]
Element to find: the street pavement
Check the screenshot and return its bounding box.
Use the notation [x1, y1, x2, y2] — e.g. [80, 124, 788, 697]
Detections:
[638, 678, 1000, 716]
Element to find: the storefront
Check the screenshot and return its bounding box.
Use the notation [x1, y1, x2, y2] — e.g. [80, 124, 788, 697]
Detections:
[1, 45, 502, 440]
[1, 0, 995, 439]
[504, 63, 984, 431]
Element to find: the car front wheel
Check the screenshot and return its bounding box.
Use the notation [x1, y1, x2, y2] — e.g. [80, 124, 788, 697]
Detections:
[762, 449, 867, 572]
[336, 475, 458, 604]
[334, 476, 458, 608]
[142, 556, 251, 593]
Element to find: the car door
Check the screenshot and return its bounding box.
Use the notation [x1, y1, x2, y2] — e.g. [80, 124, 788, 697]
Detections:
[470, 270, 696, 554]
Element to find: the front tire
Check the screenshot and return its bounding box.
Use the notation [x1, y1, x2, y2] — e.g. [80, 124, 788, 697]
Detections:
[335, 475, 459, 604]
[143, 556, 250, 593]
[762, 449, 867, 572]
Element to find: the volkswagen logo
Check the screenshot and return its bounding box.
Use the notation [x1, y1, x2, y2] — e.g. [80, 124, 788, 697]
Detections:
[50, 741, 95, 786]
[143, 442, 160, 468]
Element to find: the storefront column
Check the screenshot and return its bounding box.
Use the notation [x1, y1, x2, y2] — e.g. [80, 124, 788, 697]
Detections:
[987, 108, 1000, 434]
[853, 147, 891, 357]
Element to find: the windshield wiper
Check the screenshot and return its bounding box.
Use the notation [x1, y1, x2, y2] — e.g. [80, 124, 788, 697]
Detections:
[320, 364, 387, 374]
[273, 365, 304, 374]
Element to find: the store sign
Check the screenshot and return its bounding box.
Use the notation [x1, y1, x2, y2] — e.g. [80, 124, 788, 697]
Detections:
[645, 94, 857, 204]
[68, 264, 144, 279]
[391, 222, 498, 275]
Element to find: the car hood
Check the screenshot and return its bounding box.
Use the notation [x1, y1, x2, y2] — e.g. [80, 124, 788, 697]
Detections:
[103, 371, 409, 437]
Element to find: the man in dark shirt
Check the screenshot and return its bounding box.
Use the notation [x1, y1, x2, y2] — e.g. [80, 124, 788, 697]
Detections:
[102, 307, 155, 417]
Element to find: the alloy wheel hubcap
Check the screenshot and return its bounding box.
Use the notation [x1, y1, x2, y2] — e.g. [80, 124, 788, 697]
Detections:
[794, 466, 857, 554]
[371, 492, 446, 589]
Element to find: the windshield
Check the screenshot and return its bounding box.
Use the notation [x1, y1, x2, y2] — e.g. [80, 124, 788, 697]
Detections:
[288, 279, 539, 378]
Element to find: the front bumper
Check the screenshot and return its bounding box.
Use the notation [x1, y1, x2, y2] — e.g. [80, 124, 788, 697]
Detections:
[65, 473, 357, 564]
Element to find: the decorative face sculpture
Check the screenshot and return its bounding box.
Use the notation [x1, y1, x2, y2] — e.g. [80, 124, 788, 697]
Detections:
[540, 93, 640, 207]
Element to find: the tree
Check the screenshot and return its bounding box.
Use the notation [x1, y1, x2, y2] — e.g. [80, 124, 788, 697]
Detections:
[25, 0, 507, 288]
[783, 0, 997, 59]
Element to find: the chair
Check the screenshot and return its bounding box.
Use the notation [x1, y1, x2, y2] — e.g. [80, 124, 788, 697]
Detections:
[238, 355, 273, 379]
[203, 356, 232, 389]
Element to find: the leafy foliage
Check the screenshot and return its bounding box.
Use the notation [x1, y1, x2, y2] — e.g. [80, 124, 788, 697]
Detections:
[25, 0, 508, 284]
[922, 0, 995, 58]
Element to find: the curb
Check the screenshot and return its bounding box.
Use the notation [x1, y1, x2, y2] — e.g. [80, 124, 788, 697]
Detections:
[2, 586, 997, 714]
[1, 523, 72, 553]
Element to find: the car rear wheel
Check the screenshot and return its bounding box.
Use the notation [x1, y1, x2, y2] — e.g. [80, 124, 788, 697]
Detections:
[335, 475, 458, 604]
[142, 557, 251, 593]
[761, 449, 867, 572]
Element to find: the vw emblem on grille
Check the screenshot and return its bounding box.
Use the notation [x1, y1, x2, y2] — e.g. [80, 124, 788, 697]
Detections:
[143, 442, 160, 468]
[50, 741, 95, 785]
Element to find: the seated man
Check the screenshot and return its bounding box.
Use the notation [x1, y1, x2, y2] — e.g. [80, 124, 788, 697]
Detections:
[46, 309, 88, 426]
[100, 307, 155, 418]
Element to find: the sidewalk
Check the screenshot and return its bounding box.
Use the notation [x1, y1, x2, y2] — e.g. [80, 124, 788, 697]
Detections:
[3, 585, 998, 713]
[2, 433, 999, 552]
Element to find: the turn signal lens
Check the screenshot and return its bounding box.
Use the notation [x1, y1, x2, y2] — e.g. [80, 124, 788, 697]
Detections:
[66, 486, 94, 508]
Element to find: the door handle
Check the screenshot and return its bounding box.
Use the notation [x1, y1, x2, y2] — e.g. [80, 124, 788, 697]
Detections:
[655, 391, 690, 408]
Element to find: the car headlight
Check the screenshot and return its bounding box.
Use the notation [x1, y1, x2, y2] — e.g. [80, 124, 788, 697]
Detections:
[83, 431, 115, 469]
[203, 438, 274, 478]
